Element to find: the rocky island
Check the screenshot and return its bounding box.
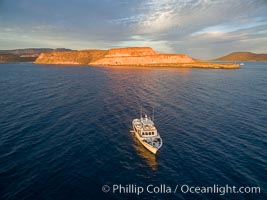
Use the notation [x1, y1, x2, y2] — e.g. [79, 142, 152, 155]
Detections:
[35, 47, 239, 69]
[214, 52, 267, 62]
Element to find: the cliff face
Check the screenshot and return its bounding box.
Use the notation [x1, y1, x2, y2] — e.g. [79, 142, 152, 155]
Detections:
[91, 54, 195, 65]
[90, 47, 195, 65]
[35, 50, 107, 65]
[105, 47, 157, 57]
[214, 52, 267, 61]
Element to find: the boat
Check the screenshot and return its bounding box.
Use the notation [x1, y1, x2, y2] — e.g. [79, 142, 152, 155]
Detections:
[240, 63, 245, 66]
[132, 114, 162, 154]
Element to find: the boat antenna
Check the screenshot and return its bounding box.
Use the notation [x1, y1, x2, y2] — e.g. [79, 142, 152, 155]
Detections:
[140, 106, 142, 119]
[152, 106, 154, 121]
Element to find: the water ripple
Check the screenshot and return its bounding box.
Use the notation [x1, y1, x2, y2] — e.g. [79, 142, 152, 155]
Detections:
[0, 63, 266, 200]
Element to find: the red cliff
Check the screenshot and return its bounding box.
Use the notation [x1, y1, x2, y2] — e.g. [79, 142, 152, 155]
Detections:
[90, 47, 196, 66]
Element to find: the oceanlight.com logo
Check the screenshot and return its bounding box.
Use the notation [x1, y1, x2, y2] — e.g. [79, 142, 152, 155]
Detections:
[101, 184, 261, 196]
[179, 184, 261, 196]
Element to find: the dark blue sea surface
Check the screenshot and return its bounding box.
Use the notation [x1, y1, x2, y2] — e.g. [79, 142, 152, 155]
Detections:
[0, 63, 266, 200]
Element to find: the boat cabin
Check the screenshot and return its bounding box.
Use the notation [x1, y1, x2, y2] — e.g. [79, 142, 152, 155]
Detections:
[133, 115, 158, 138]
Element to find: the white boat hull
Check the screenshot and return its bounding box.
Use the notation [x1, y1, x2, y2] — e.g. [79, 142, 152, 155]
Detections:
[134, 130, 159, 154]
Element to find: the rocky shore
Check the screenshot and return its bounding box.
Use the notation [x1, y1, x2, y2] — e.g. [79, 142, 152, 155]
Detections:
[0, 54, 36, 62]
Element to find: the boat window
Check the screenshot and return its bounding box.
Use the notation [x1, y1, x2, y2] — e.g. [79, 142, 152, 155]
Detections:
[149, 132, 151, 135]
[152, 132, 154, 135]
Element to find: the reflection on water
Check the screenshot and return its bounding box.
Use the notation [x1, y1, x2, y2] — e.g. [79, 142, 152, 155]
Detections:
[131, 131, 158, 171]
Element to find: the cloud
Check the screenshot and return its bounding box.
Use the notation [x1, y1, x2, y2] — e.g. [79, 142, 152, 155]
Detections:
[134, 0, 178, 34]
[192, 17, 267, 36]
[0, 0, 266, 58]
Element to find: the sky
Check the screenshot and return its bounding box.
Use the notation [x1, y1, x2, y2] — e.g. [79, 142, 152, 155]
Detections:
[0, 0, 267, 59]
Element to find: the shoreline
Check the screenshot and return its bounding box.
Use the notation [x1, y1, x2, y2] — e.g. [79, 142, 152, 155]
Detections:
[97, 62, 239, 69]
[34, 62, 239, 69]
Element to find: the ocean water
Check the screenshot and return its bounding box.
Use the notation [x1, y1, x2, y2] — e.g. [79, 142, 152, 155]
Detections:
[0, 63, 266, 200]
